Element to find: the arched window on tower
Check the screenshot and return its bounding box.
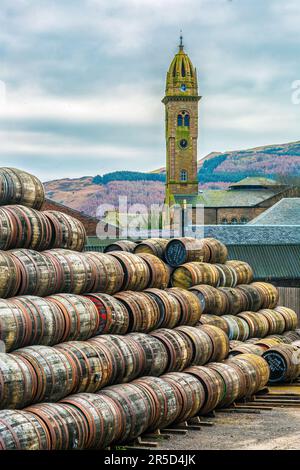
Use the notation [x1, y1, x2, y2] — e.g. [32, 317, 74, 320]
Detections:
[184, 114, 190, 126]
[180, 170, 188, 182]
[177, 114, 183, 126]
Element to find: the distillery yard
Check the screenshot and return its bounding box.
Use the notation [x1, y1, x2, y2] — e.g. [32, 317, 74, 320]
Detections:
[146, 408, 300, 451]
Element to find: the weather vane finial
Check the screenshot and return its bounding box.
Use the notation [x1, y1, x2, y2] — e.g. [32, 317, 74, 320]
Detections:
[179, 30, 184, 50]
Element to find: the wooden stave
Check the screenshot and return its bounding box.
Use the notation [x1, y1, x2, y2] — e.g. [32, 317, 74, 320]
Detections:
[171, 262, 220, 289]
[0, 168, 45, 209]
[26, 402, 88, 450]
[134, 238, 169, 259]
[0, 409, 51, 450]
[85, 293, 130, 335]
[133, 376, 180, 432]
[184, 365, 224, 415]
[104, 240, 137, 253]
[43, 210, 86, 252]
[199, 324, 230, 362]
[166, 287, 202, 326]
[136, 253, 170, 289]
[206, 362, 241, 408]
[109, 252, 150, 291]
[162, 372, 205, 423]
[0, 353, 37, 409]
[127, 332, 169, 376]
[144, 288, 181, 329]
[197, 314, 230, 334]
[84, 252, 124, 295]
[202, 238, 228, 264]
[12, 345, 74, 404]
[99, 383, 151, 442]
[150, 328, 193, 372]
[274, 306, 298, 331]
[176, 325, 213, 365]
[165, 237, 207, 267]
[61, 392, 123, 448]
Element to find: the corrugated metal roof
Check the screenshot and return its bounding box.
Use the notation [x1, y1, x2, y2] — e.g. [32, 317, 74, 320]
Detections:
[227, 244, 300, 281]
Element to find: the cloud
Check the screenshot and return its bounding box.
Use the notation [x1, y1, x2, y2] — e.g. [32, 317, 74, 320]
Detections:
[0, 0, 299, 180]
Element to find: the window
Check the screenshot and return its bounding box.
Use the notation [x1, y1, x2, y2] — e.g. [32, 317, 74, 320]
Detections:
[184, 114, 190, 126]
[177, 111, 190, 127]
[221, 218, 228, 225]
[240, 217, 249, 225]
[180, 170, 187, 182]
[231, 218, 238, 225]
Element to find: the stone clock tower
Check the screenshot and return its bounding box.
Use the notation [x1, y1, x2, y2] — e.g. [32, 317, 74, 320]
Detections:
[163, 36, 201, 206]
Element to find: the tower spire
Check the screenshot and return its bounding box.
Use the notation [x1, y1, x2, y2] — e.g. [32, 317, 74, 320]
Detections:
[179, 31, 184, 51]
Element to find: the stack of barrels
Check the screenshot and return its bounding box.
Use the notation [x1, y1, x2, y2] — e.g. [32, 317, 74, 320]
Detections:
[0, 176, 299, 450]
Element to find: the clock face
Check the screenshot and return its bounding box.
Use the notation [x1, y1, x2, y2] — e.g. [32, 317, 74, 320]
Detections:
[179, 138, 188, 149]
[180, 84, 187, 92]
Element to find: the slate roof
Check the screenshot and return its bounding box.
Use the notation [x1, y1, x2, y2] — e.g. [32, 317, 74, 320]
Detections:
[181, 189, 280, 208]
[229, 177, 281, 189]
[249, 198, 300, 225]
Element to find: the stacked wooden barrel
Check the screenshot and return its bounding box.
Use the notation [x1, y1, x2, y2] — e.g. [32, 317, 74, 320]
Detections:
[0, 192, 299, 451]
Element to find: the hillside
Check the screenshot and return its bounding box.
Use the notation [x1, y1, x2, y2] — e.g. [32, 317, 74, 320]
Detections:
[44, 140, 300, 217]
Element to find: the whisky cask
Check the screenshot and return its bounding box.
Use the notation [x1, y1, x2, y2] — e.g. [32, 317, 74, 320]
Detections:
[136, 253, 170, 289]
[184, 366, 224, 415]
[0, 409, 50, 450]
[251, 282, 279, 309]
[150, 329, 193, 372]
[218, 287, 248, 315]
[189, 285, 228, 315]
[176, 325, 213, 365]
[214, 263, 237, 288]
[257, 309, 286, 335]
[0, 167, 45, 209]
[228, 343, 266, 357]
[222, 315, 250, 341]
[197, 314, 229, 334]
[109, 252, 150, 291]
[226, 356, 261, 397]
[207, 362, 241, 408]
[84, 252, 124, 294]
[87, 336, 125, 386]
[100, 383, 151, 442]
[44, 210, 86, 252]
[10, 249, 58, 296]
[133, 376, 179, 431]
[0, 205, 52, 251]
[164, 237, 207, 267]
[43, 249, 92, 295]
[235, 285, 262, 312]
[283, 330, 300, 342]
[226, 260, 254, 285]
[166, 287, 202, 326]
[85, 293, 129, 334]
[202, 238, 228, 264]
[12, 345, 74, 404]
[144, 288, 181, 329]
[47, 294, 100, 341]
[54, 340, 110, 393]
[199, 325, 230, 362]
[134, 238, 169, 259]
[162, 372, 205, 422]
[237, 311, 266, 338]
[263, 344, 300, 383]
[5, 296, 65, 350]
[99, 335, 146, 383]
[0, 353, 37, 409]
[171, 262, 219, 289]
[61, 393, 122, 448]
[128, 332, 168, 376]
[114, 291, 160, 332]
[104, 240, 137, 253]
[26, 402, 88, 450]
[274, 306, 298, 331]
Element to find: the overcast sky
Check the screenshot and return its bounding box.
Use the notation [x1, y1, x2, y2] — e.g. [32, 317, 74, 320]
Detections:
[0, 0, 299, 181]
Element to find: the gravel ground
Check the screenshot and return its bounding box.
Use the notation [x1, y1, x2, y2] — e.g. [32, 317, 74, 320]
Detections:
[153, 408, 300, 450]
